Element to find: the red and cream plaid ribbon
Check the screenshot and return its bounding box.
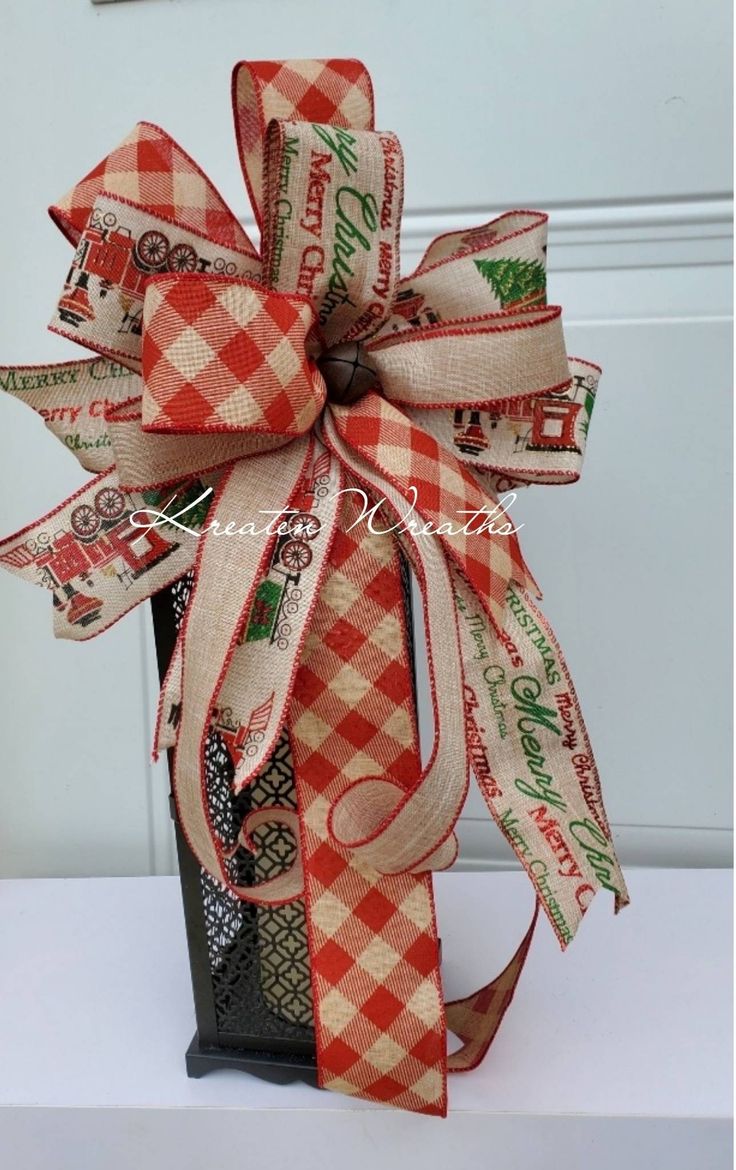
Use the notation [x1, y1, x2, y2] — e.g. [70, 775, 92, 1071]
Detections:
[0, 58, 628, 1116]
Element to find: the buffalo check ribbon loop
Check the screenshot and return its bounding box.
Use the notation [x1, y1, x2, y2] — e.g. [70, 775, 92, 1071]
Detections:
[0, 58, 628, 1116]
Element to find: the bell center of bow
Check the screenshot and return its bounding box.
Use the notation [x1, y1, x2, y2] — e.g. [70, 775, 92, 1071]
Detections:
[317, 342, 378, 406]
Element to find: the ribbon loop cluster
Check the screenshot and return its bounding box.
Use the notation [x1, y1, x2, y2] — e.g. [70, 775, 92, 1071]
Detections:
[0, 57, 628, 1117]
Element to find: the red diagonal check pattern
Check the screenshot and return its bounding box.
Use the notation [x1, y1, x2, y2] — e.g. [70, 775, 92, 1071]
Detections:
[141, 275, 324, 434]
[446, 903, 539, 1072]
[233, 58, 374, 222]
[248, 58, 373, 126]
[50, 122, 255, 255]
[332, 393, 536, 630]
[288, 494, 447, 1115]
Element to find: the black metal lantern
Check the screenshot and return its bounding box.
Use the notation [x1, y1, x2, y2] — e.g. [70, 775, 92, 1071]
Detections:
[150, 561, 415, 1085]
[150, 579, 317, 1085]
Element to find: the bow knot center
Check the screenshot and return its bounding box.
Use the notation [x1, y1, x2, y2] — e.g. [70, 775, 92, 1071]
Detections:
[318, 342, 378, 406]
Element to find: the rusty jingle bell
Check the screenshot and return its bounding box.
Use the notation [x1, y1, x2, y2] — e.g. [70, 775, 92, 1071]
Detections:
[317, 341, 379, 405]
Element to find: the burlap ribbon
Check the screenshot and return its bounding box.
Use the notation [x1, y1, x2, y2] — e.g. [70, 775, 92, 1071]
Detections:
[0, 59, 628, 1116]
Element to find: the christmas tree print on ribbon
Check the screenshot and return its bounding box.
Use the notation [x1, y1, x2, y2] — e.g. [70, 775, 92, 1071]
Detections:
[474, 257, 546, 309]
[140, 480, 212, 535]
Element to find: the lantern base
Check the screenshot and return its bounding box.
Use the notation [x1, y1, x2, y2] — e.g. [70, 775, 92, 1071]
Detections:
[185, 1034, 319, 1086]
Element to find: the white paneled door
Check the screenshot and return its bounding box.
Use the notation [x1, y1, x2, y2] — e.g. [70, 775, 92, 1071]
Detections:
[0, 0, 731, 877]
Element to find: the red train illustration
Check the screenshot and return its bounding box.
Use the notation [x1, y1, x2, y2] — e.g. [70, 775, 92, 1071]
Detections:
[211, 695, 274, 773]
[453, 391, 586, 460]
[58, 213, 237, 333]
[458, 225, 500, 252]
[242, 460, 330, 647]
[211, 707, 251, 769]
[243, 511, 321, 646]
[21, 487, 177, 628]
[452, 409, 490, 456]
[392, 287, 440, 331]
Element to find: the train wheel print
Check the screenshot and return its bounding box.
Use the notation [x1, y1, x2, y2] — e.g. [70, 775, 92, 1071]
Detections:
[288, 512, 321, 541]
[213, 257, 238, 276]
[70, 504, 101, 539]
[94, 486, 126, 520]
[280, 539, 312, 572]
[167, 243, 198, 273]
[136, 229, 170, 271]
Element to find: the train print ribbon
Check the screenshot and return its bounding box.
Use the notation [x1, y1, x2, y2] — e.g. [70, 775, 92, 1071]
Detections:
[0, 59, 628, 1116]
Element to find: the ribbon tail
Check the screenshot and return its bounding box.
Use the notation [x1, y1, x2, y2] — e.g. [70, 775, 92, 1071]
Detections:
[153, 616, 184, 756]
[453, 567, 629, 946]
[153, 442, 343, 767]
[172, 437, 316, 903]
[288, 489, 448, 1115]
[447, 901, 539, 1072]
[223, 807, 305, 905]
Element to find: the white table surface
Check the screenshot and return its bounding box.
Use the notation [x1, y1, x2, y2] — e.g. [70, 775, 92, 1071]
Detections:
[0, 869, 731, 1169]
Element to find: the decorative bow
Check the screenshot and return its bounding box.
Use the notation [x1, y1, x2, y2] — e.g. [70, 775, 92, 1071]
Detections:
[0, 59, 628, 1116]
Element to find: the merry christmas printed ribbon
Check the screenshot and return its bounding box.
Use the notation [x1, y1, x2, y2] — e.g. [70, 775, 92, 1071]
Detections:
[0, 59, 629, 1115]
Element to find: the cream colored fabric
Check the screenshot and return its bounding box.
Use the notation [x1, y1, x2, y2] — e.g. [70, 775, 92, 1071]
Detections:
[173, 438, 314, 896]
